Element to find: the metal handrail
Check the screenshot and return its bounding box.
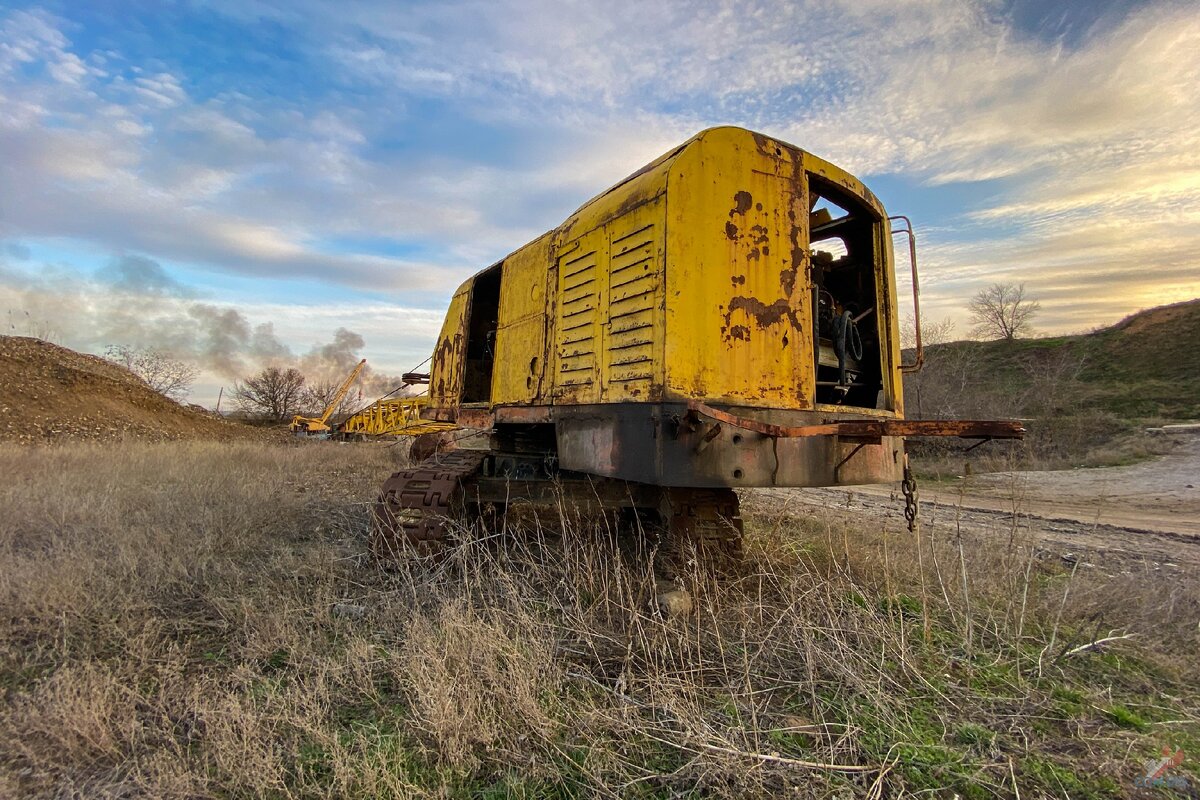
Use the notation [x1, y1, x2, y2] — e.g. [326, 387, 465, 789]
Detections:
[889, 215, 924, 373]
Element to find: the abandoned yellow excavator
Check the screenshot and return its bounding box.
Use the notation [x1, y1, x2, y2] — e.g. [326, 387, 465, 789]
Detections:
[290, 359, 367, 436]
[371, 126, 1024, 558]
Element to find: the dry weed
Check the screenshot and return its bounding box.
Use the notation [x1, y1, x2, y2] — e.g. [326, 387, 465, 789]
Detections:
[0, 440, 1195, 797]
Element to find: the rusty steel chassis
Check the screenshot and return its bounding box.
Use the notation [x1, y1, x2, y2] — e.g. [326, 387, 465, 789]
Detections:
[372, 448, 742, 560]
[371, 404, 1023, 560]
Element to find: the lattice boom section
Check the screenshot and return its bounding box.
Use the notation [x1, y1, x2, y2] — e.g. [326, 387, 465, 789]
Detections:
[339, 397, 456, 437]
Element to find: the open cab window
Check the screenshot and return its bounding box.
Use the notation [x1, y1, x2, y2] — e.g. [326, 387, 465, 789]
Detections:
[808, 175, 886, 409]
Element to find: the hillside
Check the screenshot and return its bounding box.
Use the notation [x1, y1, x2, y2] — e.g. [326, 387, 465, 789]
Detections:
[0, 336, 267, 443]
[909, 298, 1200, 421]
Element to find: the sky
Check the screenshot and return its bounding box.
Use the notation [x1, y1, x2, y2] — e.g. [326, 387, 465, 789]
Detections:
[2, 0, 1198, 405]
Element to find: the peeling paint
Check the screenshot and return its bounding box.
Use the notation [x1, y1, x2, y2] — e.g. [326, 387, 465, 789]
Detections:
[779, 266, 798, 296]
[721, 296, 803, 342]
[731, 190, 753, 216]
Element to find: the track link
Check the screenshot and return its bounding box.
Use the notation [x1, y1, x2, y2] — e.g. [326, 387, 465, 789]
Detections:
[372, 451, 744, 567]
[657, 487, 744, 567]
[372, 449, 486, 559]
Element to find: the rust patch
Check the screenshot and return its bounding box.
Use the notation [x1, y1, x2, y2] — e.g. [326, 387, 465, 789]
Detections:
[725, 221, 739, 240]
[494, 406, 554, 424]
[729, 325, 750, 341]
[746, 248, 760, 261]
[614, 186, 661, 219]
[755, 202, 763, 211]
[731, 190, 753, 216]
[721, 296, 803, 342]
[731, 274, 746, 286]
[762, 245, 769, 256]
[779, 266, 798, 297]
[791, 245, 806, 275]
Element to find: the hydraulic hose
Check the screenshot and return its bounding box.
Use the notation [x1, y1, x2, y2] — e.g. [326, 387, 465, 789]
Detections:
[832, 310, 863, 386]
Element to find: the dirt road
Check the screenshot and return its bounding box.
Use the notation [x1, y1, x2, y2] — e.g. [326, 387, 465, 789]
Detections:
[757, 435, 1200, 571]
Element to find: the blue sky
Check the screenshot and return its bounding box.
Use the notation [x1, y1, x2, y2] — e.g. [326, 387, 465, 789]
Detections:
[2, 0, 1198, 404]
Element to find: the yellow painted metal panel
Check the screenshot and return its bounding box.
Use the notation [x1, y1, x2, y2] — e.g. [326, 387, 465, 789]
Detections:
[663, 127, 813, 407]
[877, 220, 904, 415]
[424, 125, 904, 422]
[601, 198, 665, 401]
[492, 236, 552, 405]
[548, 196, 667, 404]
[552, 227, 606, 403]
[429, 286, 469, 406]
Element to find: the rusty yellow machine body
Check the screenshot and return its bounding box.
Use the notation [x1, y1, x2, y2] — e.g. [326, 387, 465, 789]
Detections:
[373, 127, 1021, 556]
[432, 126, 916, 486]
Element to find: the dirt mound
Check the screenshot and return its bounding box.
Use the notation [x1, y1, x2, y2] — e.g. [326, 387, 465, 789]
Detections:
[1108, 297, 1200, 336]
[0, 336, 268, 444]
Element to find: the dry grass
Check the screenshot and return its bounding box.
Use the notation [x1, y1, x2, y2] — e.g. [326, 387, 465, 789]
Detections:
[0, 440, 1196, 798]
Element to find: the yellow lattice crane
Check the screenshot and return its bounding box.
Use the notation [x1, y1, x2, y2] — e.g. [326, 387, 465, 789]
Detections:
[290, 359, 367, 435]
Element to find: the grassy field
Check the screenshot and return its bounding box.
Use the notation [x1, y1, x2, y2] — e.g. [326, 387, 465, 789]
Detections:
[904, 300, 1200, 474]
[1, 440, 1196, 797]
[907, 299, 1200, 423]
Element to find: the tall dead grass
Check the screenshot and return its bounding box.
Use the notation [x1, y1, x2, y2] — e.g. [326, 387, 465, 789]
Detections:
[0, 440, 1195, 797]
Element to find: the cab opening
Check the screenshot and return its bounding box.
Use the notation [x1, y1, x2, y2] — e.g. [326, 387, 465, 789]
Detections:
[809, 175, 886, 409]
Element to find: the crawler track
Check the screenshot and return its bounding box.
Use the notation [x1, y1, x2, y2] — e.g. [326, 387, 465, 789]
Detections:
[373, 449, 746, 563]
[372, 449, 487, 558]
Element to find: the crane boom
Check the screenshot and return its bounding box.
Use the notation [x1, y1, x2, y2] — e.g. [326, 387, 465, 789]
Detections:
[290, 359, 367, 435]
[318, 359, 366, 425]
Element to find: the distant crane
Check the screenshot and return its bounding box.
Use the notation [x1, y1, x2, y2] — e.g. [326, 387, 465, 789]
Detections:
[290, 359, 367, 436]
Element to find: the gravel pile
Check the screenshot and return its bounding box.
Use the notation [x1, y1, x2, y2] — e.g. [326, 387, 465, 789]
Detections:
[0, 336, 268, 444]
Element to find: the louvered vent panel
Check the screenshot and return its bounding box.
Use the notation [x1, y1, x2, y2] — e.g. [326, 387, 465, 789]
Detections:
[606, 224, 657, 389]
[556, 249, 598, 388]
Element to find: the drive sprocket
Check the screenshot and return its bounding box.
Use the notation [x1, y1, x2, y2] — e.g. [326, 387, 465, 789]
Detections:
[371, 449, 486, 559]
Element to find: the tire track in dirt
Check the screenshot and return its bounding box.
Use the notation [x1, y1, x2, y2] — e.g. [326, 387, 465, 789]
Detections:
[753, 436, 1200, 572]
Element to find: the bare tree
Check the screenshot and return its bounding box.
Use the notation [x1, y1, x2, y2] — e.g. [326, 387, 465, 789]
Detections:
[900, 314, 957, 351]
[105, 344, 198, 401]
[900, 315, 966, 419]
[232, 367, 306, 420]
[1016, 346, 1089, 417]
[968, 282, 1040, 341]
[299, 380, 362, 419]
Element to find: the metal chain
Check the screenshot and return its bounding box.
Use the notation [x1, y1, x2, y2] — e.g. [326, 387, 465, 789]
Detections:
[902, 456, 919, 533]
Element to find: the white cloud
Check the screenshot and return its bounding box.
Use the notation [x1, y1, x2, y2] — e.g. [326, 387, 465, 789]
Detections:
[0, 256, 445, 405]
[132, 72, 187, 108]
[0, 0, 1198, 338]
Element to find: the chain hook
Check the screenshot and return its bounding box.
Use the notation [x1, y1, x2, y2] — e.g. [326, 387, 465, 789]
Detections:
[902, 454, 919, 533]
